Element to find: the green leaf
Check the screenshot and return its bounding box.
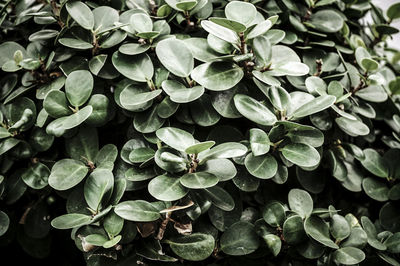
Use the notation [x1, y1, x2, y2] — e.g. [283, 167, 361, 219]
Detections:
[198, 158, 237, 181]
[58, 38, 93, 50]
[130, 13, 153, 33]
[148, 174, 188, 201]
[43, 90, 72, 118]
[93, 6, 119, 32]
[51, 213, 91, 229]
[209, 17, 246, 33]
[0, 211, 10, 237]
[361, 58, 379, 72]
[249, 128, 270, 156]
[129, 147, 155, 163]
[245, 153, 277, 179]
[247, 20, 273, 39]
[48, 159, 88, 191]
[362, 177, 389, 201]
[387, 3, 400, 20]
[384, 232, 400, 253]
[288, 189, 313, 218]
[120, 87, 162, 108]
[335, 117, 370, 136]
[201, 20, 239, 44]
[104, 211, 124, 237]
[156, 38, 194, 77]
[224, 1, 256, 26]
[262, 234, 281, 257]
[114, 200, 161, 222]
[360, 149, 389, 178]
[21, 162, 50, 189]
[200, 142, 247, 161]
[185, 141, 215, 154]
[220, 221, 260, 256]
[46, 106, 93, 137]
[161, 80, 204, 103]
[304, 215, 339, 249]
[84, 169, 114, 211]
[119, 43, 150, 55]
[66, 126, 98, 163]
[234, 94, 277, 126]
[191, 62, 243, 91]
[180, 172, 219, 189]
[333, 247, 365, 265]
[201, 186, 235, 211]
[330, 214, 351, 241]
[283, 215, 306, 245]
[263, 201, 286, 227]
[156, 127, 195, 152]
[66, 1, 94, 30]
[112, 52, 154, 82]
[176, 0, 198, 11]
[267, 86, 291, 112]
[281, 143, 320, 168]
[65, 70, 93, 107]
[310, 9, 344, 33]
[168, 233, 215, 261]
[291, 95, 336, 118]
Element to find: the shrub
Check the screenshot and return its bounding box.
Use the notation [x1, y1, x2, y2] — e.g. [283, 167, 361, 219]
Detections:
[0, 0, 400, 264]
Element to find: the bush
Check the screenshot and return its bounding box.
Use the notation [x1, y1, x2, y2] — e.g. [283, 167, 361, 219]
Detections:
[1, 0, 400, 264]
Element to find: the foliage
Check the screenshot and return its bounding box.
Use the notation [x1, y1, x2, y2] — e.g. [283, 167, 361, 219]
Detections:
[0, 0, 400, 265]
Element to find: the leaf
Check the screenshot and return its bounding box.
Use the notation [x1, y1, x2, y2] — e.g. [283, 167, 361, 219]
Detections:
[198, 158, 237, 181]
[84, 169, 114, 211]
[267, 86, 291, 112]
[51, 213, 91, 229]
[288, 189, 313, 218]
[220, 221, 260, 256]
[180, 172, 219, 189]
[310, 9, 344, 33]
[66, 126, 98, 163]
[360, 149, 389, 178]
[387, 3, 400, 20]
[129, 147, 155, 163]
[335, 117, 370, 136]
[384, 232, 400, 253]
[0, 211, 10, 237]
[58, 38, 93, 50]
[249, 128, 270, 156]
[234, 94, 277, 126]
[65, 70, 93, 107]
[362, 177, 389, 201]
[245, 153, 277, 179]
[43, 90, 72, 118]
[168, 233, 215, 261]
[200, 142, 247, 161]
[48, 159, 88, 191]
[333, 247, 365, 265]
[130, 13, 153, 33]
[156, 127, 195, 152]
[46, 106, 93, 137]
[114, 200, 161, 222]
[21, 163, 50, 189]
[191, 62, 244, 91]
[304, 215, 339, 249]
[247, 20, 273, 39]
[201, 186, 235, 211]
[162, 80, 204, 103]
[263, 201, 286, 227]
[330, 214, 351, 241]
[66, 1, 94, 30]
[283, 215, 306, 245]
[148, 174, 189, 201]
[120, 87, 162, 108]
[209, 17, 246, 33]
[112, 52, 154, 82]
[156, 38, 194, 77]
[224, 1, 257, 26]
[291, 95, 336, 118]
[119, 43, 150, 55]
[185, 141, 215, 154]
[281, 143, 320, 168]
[201, 20, 239, 44]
